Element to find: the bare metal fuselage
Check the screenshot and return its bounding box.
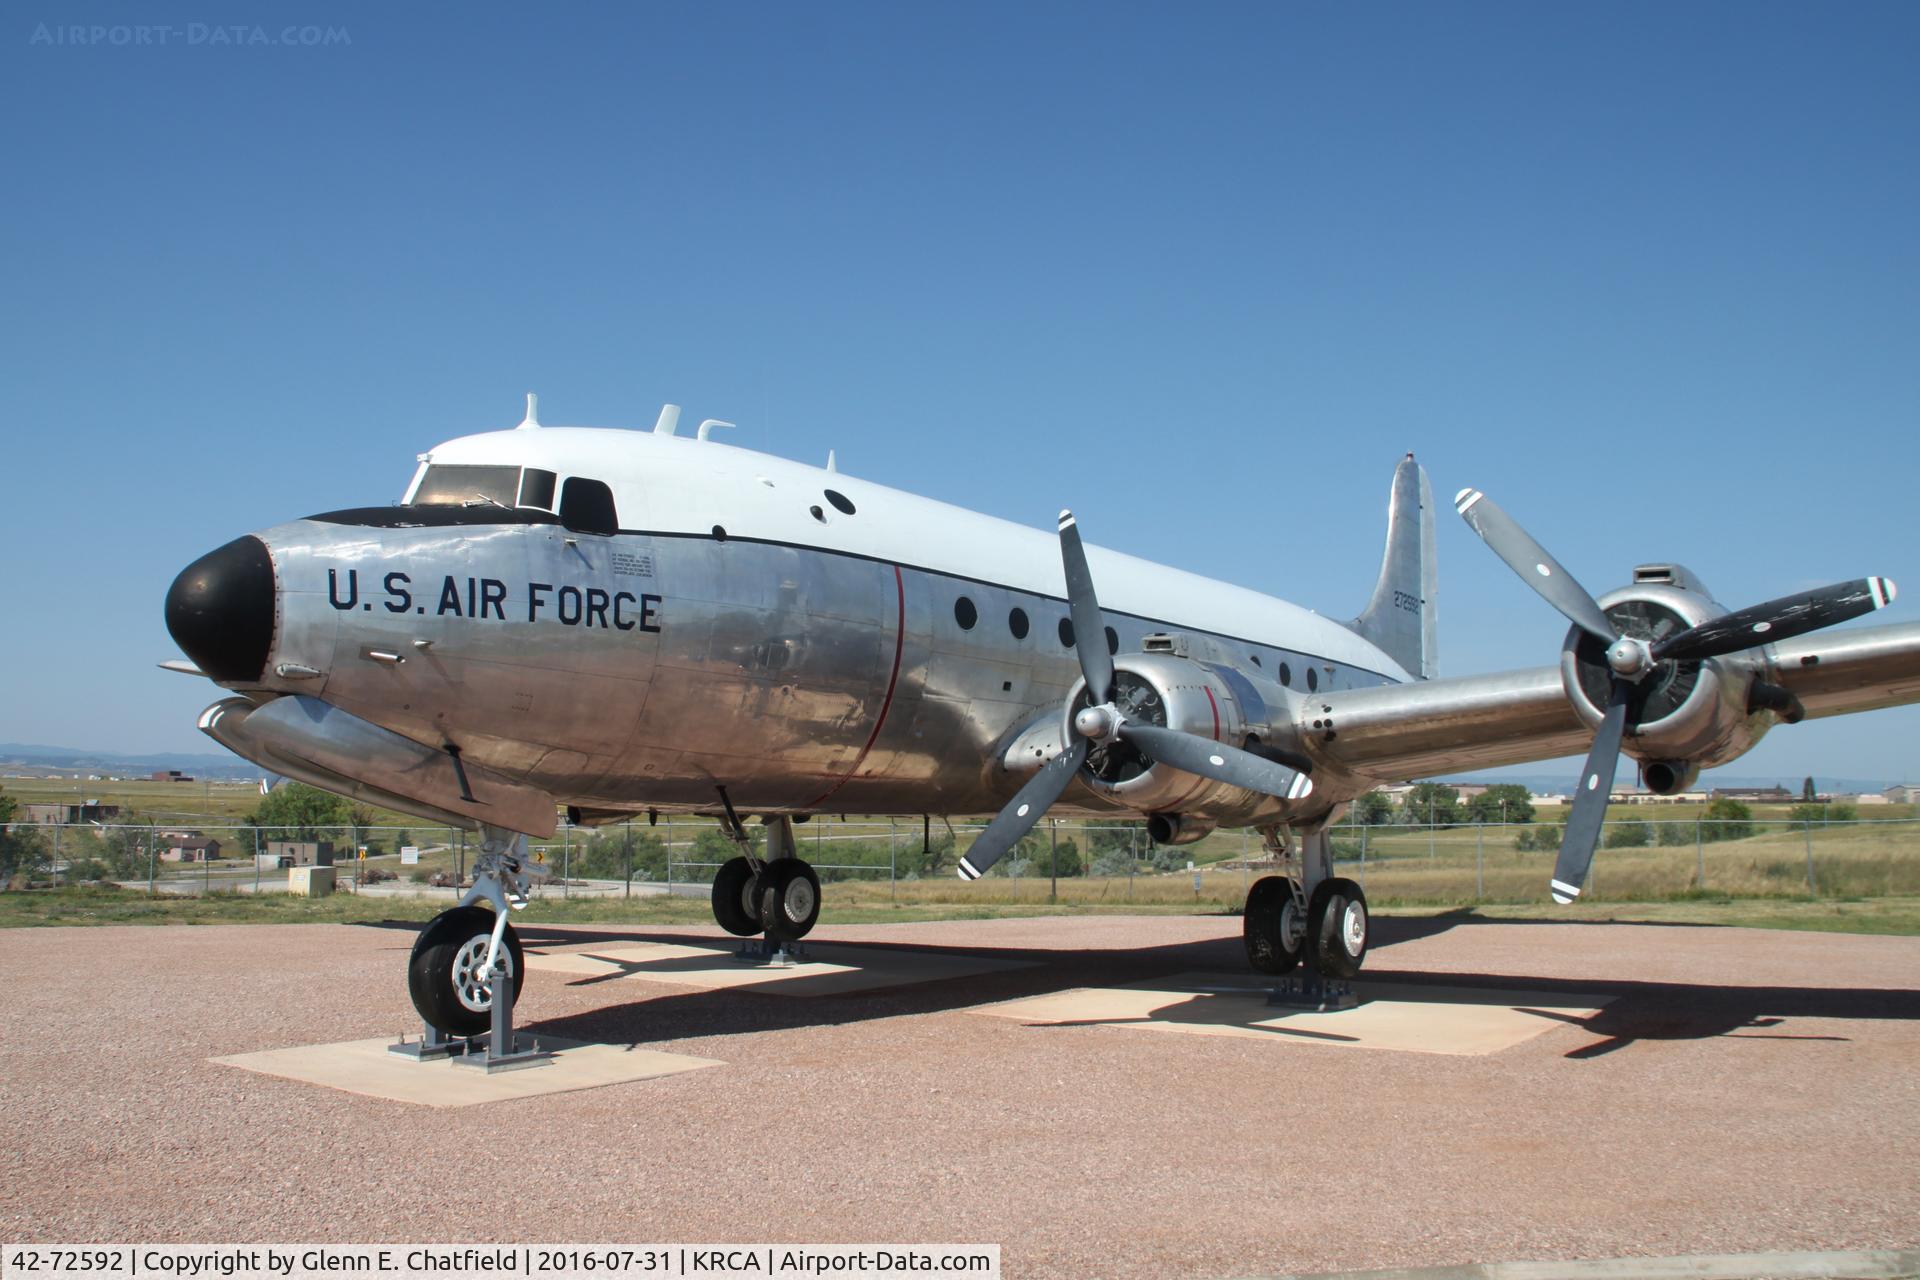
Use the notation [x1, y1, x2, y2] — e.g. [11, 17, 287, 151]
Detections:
[255, 509, 1399, 821]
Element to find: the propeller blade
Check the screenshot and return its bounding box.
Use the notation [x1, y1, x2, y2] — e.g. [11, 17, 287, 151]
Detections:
[1058, 511, 1115, 704]
[1454, 488, 1618, 645]
[1551, 682, 1632, 904]
[1651, 577, 1897, 663]
[1115, 723, 1314, 802]
[957, 737, 1089, 880]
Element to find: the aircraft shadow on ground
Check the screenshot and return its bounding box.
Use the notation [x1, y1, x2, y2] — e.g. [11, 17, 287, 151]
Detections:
[351, 915, 1920, 1061]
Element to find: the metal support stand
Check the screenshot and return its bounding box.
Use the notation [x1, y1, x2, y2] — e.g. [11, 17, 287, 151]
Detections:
[1266, 969, 1359, 1013]
[453, 966, 553, 1073]
[733, 937, 810, 967]
[388, 1020, 466, 1062]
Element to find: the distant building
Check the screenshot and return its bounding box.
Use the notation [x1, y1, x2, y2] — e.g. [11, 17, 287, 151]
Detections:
[150, 770, 194, 783]
[1711, 786, 1795, 804]
[1884, 784, 1920, 805]
[268, 839, 335, 866]
[160, 835, 221, 863]
[18, 802, 121, 826]
[1611, 789, 1708, 804]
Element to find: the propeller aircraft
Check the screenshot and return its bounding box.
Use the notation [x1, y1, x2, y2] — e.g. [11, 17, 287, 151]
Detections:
[162, 396, 1920, 1035]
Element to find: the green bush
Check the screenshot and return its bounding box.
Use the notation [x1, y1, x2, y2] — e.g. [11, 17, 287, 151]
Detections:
[1604, 819, 1652, 849]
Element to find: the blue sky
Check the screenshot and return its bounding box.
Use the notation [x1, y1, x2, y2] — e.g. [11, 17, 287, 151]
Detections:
[3, 2, 1916, 783]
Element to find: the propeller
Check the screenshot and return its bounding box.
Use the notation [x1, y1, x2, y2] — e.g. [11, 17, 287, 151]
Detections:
[958, 511, 1312, 880]
[1455, 486, 1896, 904]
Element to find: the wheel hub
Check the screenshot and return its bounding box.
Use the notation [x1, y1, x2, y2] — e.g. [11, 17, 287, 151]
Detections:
[783, 875, 816, 922]
[449, 934, 510, 1014]
[1340, 900, 1367, 956]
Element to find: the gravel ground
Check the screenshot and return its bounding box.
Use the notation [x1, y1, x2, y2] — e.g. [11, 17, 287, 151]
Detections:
[1, 913, 1916, 1279]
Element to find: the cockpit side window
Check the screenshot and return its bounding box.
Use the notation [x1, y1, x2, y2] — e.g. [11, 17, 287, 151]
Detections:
[518, 468, 557, 511]
[410, 464, 523, 509]
[559, 477, 618, 536]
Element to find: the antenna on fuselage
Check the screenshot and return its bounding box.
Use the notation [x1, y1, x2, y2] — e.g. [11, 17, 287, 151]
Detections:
[652, 404, 681, 436]
[697, 419, 735, 442]
[516, 393, 540, 430]
[826, 450, 837, 472]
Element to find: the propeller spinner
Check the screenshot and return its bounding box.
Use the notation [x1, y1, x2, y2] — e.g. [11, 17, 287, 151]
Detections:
[1455, 486, 1896, 904]
[957, 512, 1312, 880]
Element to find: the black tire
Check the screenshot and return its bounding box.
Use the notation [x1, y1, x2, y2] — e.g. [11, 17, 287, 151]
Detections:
[407, 905, 526, 1037]
[711, 856, 764, 937]
[759, 859, 822, 942]
[1306, 877, 1369, 979]
[1243, 875, 1303, 975]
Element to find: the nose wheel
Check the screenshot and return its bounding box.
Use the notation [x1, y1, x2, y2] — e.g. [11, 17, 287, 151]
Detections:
[407, 904, 527, 1037]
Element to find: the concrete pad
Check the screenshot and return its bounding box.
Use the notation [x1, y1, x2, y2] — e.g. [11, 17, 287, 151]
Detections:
[211, 1037, 723, 1106]
[974, 972, 1609, 1056]
[525, 940, 1032, 996]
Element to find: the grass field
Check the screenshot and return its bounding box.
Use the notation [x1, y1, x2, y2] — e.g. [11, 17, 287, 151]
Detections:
[5, 882, 1917, 936]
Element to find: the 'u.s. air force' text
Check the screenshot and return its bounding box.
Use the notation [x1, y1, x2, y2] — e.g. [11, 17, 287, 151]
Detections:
[326, 570, 661, 632]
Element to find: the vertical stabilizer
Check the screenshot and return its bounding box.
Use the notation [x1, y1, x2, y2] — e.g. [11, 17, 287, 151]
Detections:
[1349, 454, 1437, 680]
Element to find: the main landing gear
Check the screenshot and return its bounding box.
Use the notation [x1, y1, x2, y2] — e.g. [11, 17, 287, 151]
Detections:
[1242, 826, 1368, 1006]
[402, 824, 554, 1066]
[710, 813, 821, 954]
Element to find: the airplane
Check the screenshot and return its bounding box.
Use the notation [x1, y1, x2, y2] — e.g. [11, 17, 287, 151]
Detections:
[161, 395, 1920, 1037]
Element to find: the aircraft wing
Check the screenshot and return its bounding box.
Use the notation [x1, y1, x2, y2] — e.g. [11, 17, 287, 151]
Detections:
[1763, 621, 1920, 719]
[1297, 620, 1920, 787]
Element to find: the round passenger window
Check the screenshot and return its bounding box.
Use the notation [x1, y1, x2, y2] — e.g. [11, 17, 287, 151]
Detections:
[954, 597, 977, 630]
[1009, 607, 1029, 640]
[1307, 668, 1319, 692]
[1058, 617, 1075, 648]
[1279, 662, 1291, 687]
[825, 489, 855, 515]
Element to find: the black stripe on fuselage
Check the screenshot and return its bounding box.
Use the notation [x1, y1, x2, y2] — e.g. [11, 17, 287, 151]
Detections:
[300, 511, 1403, 687]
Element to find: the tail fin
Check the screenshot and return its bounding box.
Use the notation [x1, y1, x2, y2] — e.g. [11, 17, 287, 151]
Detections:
[1349, 454, 1437, 680]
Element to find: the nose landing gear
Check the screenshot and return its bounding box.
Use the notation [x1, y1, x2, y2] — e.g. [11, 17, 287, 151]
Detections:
[399, 824, 554, 1068]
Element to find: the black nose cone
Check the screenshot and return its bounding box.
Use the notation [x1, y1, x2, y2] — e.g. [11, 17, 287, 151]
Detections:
[166, 535, 275, 682]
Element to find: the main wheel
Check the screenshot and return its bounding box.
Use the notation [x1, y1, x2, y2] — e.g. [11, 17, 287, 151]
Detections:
[1306, 877, 1369, 979]
[711, 856, 764, 937]
[759, 859, 822, 943]
[407, 905, 526, 1037]
[1243, 875, 1303, 975]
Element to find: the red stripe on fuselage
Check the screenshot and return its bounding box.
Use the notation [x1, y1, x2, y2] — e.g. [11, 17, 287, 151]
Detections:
[805, 563, 907, 810]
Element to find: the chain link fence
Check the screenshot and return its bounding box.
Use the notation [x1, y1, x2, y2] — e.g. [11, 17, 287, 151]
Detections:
[5, 814, 1918, 908]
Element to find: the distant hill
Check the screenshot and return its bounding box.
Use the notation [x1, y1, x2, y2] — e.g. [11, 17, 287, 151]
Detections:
[0, 743, 263, 780]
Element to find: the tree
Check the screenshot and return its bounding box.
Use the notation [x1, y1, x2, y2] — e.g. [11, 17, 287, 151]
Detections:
[1047, 836, 1083, 878]
[1514, 822, 1565, 852]
[1790, 800, 1857, 825]
[248, 783, 352, 841]
[1399, 783, 1461, 828]
[1465, 784, 1535, 825]
[580, 825, 667, 880]
[1702, 797, 1755, 842]
[1352, 791, 1396, 826]
[1604, 819, 1652, 848]
[1801, 776, 1817, 802]
[1087, 822, 1143, 854]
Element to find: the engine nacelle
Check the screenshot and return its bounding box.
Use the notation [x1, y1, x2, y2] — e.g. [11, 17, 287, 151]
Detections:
[1146, 812, 1217, 845]
[1557, 581, 1771, 773]
[1642, 759, 1701, 795]
[1063, 647, 1314, 827]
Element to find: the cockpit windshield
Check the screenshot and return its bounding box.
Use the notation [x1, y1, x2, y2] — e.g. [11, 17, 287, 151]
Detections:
[409, 464, 559, 512]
